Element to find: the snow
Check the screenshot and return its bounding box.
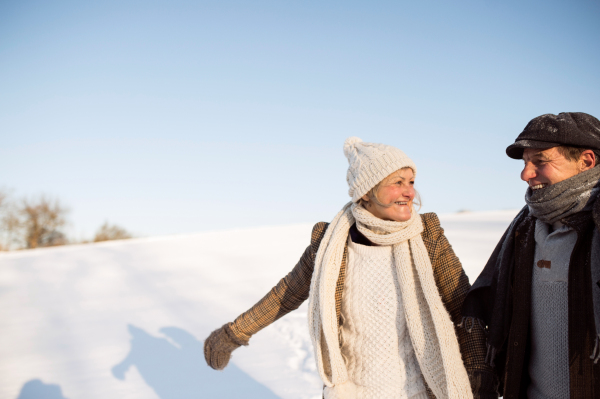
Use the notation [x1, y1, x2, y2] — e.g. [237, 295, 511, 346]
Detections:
[0, 209, 519, 399]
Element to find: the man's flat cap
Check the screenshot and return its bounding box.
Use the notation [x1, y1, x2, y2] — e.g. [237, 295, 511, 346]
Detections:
[506, 112, 600, 159]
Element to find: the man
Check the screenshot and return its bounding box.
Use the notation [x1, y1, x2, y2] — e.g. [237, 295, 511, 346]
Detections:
[462, 112, 600, 399]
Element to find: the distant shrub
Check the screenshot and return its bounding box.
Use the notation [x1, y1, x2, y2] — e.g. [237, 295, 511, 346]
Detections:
[21, 197, 69, 249]
[94, 222, 132, 242]
[1, 188, 132, 250]
[1, 190, 68, 250]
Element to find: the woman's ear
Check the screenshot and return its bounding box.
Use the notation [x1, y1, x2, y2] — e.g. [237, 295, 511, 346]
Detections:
[361, 194, 370, 202]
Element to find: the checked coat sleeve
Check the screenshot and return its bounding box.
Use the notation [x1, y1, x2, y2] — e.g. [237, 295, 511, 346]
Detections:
[421, 213, 499, 399]
[229, 222, 328, 341]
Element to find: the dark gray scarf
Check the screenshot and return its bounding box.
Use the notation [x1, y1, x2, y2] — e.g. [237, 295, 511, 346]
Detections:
[526, 166, 600, 225]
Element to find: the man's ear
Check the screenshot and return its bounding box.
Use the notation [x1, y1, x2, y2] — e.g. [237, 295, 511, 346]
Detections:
[580, 150, 596, 171]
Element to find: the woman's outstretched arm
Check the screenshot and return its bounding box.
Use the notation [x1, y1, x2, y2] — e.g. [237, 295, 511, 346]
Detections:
[204, 222, 328, 370]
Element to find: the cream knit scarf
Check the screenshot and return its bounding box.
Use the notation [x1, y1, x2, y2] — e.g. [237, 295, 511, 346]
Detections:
[308, 202, 473, 399]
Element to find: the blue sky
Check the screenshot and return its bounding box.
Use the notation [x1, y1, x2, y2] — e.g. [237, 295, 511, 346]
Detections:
[1, 0, 599, 238]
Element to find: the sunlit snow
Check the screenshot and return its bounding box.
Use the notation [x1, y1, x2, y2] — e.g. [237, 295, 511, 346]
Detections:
[0, 210, 518, 399]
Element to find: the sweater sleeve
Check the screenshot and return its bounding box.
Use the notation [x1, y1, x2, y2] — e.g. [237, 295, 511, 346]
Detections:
[422, 213, 499, 399]
[229, 222, 328, 341]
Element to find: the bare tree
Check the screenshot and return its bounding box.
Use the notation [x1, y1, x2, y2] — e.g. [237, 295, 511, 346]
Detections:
[1, 190, 132, 249]
[2, 211, 22, 250]
[0, 189, 22, 250]
[94, 222, 132, 242]
[21, 197, 69, 249]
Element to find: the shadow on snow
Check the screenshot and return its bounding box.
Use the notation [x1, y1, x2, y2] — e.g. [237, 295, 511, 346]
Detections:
[16, 379, 68, 399]
[112, 324, 280, 399]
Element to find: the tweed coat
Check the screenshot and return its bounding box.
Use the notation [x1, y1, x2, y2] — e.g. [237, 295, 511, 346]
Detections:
[228, 213, 496, 398]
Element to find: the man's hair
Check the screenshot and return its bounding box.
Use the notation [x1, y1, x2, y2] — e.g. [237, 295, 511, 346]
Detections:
[555, 146, 599, 166]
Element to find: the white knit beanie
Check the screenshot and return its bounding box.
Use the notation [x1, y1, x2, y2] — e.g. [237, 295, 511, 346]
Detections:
[343, 137, 417, 202]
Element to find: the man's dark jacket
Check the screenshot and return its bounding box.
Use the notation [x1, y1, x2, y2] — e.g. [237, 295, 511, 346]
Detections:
[464, 201, 600, 399]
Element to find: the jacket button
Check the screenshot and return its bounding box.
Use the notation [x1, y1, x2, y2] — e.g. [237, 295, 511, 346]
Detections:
[514, 341, 519, 346]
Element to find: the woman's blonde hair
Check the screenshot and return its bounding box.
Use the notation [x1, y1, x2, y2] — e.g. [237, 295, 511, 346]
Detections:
[358, 167, 422, 211]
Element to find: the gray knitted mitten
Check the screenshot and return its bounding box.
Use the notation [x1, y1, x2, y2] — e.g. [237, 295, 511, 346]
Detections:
[204, 323, 249, 370]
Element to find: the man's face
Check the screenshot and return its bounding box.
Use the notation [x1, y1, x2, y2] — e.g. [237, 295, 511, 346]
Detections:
[521, 147, 581, 190]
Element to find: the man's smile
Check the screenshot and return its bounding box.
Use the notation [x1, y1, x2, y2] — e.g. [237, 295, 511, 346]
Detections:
[530, 183, 548, 190]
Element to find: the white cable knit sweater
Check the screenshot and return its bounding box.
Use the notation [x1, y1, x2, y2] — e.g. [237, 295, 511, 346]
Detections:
[308, 203, 472, 399]
[340, 238, 428, 399]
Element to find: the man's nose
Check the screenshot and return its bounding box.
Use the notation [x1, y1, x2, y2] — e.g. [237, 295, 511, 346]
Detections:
[521, 163, 535, 182]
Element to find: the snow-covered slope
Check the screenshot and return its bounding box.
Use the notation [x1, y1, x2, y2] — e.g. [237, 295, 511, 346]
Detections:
[0, 210, 518, 399]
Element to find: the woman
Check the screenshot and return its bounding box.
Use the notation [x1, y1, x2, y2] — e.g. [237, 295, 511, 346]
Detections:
[204, 137, 496, 399]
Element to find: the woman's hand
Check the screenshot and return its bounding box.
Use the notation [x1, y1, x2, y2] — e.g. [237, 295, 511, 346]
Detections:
[203, 323, 249, 370]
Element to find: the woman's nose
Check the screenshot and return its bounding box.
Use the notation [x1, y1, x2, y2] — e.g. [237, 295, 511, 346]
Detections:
[404, 186, 415, 199]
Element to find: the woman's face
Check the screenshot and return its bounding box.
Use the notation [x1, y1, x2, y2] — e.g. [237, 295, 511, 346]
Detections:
[362, 168, 415, 222]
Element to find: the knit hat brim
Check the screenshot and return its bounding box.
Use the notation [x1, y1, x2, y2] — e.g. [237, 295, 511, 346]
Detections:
[352, 162, 416, 202]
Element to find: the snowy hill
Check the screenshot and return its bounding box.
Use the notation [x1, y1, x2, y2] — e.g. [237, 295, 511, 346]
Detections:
[0, 210, 518, 399]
